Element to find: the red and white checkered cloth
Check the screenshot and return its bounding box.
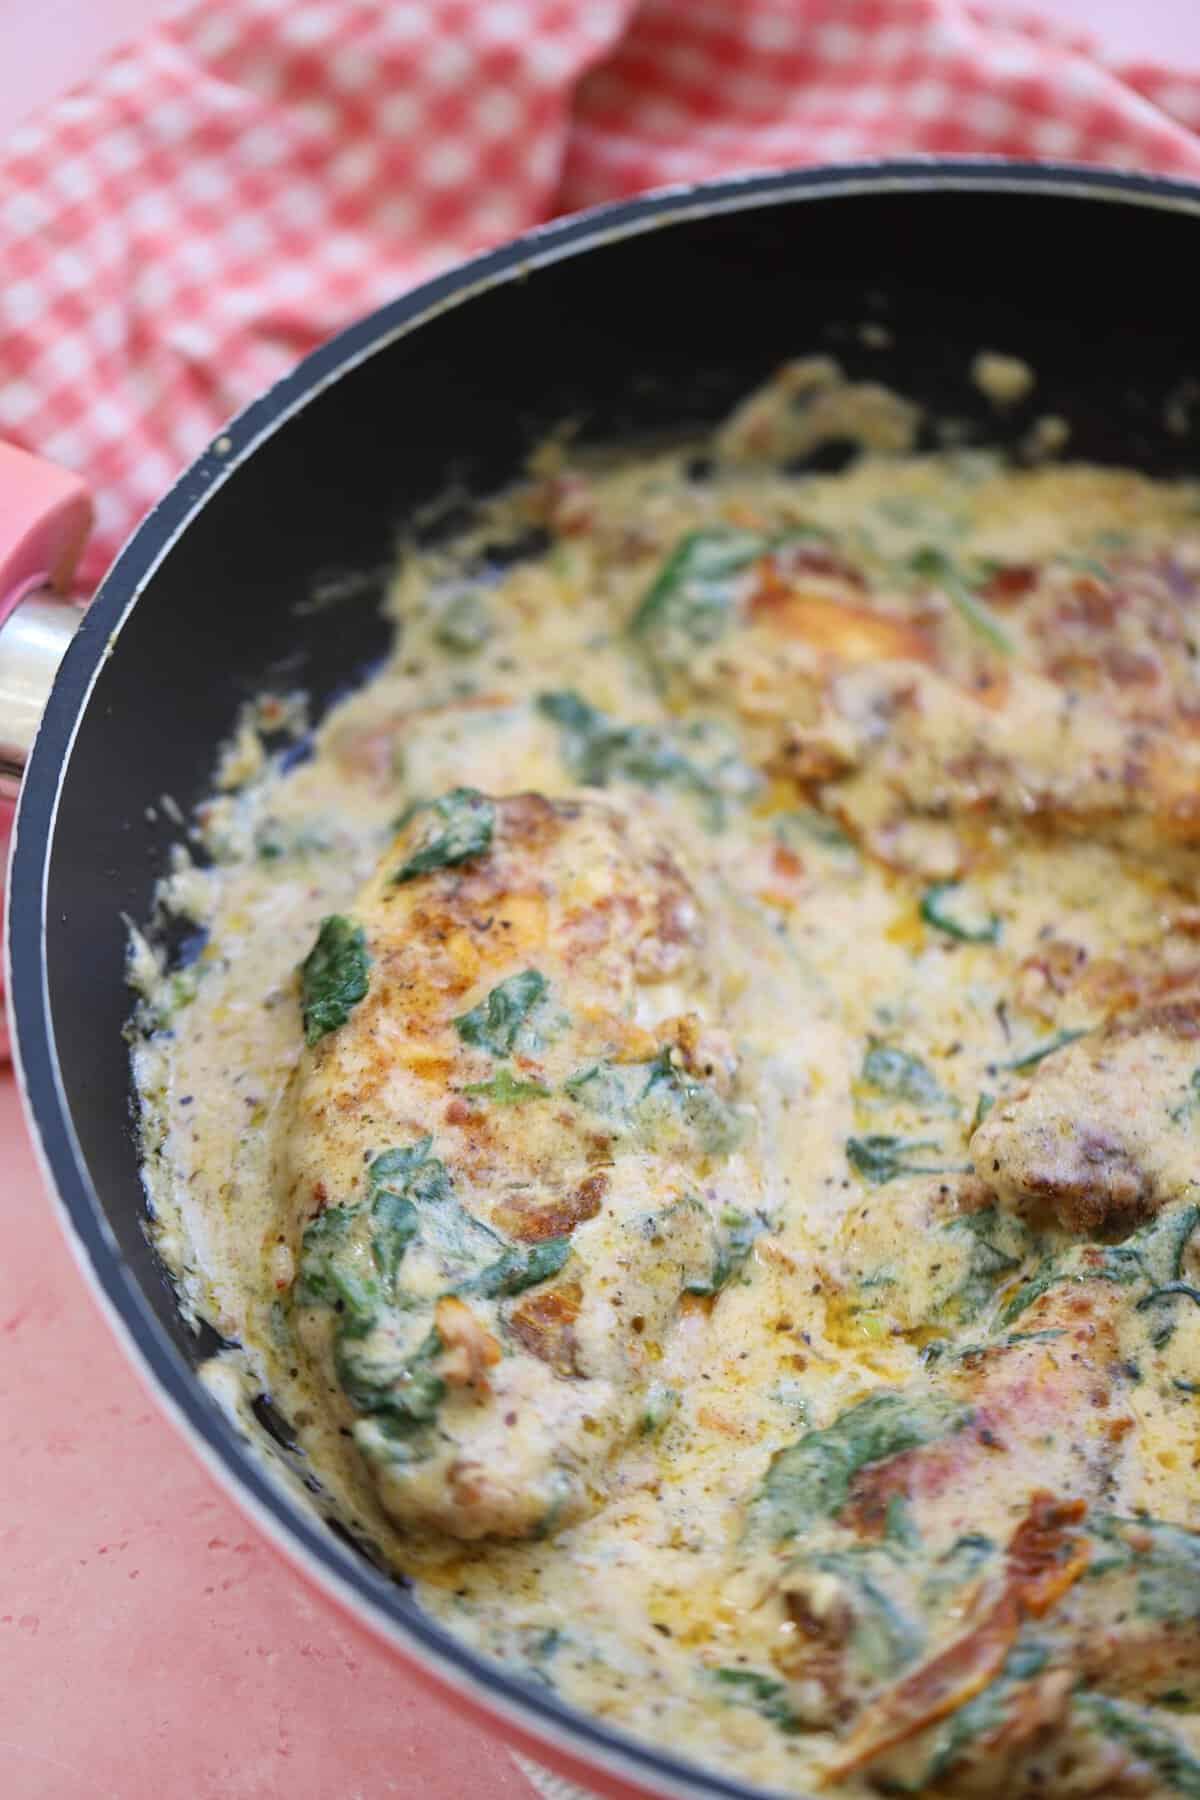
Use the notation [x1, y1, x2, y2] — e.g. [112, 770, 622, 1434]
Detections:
[3, 0, 1200, 594]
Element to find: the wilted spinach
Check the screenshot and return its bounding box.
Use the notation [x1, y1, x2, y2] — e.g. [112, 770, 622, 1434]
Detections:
[393, 787, 495, 882]
[860, 1043, 951, 1111]
[908, 545, 1014, 657]
[684, 1206, 764, 1297]
[846, 1134, 965, 1185]
[630, 528, 769, 670]
[458, 1237, 571, 1300]
[920, 881, 1001, 946]
[711, 1668, 803, 1734]
[299, 914, 369, 1045]
[1073, 1692, 1200, 1797]
[463, 1068, 552, 1104]
[454, 969, 550, 1058]
[749, 1390, 969, 1541]
[638, 1048, 743, 1156]
[1002, 1202, 1200, 1326]
[536, 690, 745, 827]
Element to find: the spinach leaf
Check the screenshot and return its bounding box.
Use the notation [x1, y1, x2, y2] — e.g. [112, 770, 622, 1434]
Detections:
[970, 1091, 995, 1132]
[1002, 1202, 1200, 1325]
[337, 1323, 446, 1435]
[920, 882, 1001, 945]
[711, 1668, 803, 1734]
[638, 1048, 743, 1156]
[630, 528, 768, 670]
[846, 1134, 964, 1184]
[884, 1495, 921, 1553]
[806, 1551, 924, 1677]
[939, 1532, 995, 1577]
[299, 914, 370, 1046]
[463, 1068, 552, 1104]
[860, 1043, 950, 1111]
[299, 1135, 533, 1446]
[908, 545, 1014, 656]
[458, 1237, 571, 1299]
[1089, 1514, 1200, 1625]
[563, 1059, 640, 1127]
[297, 1144, 448, 1319]
[536, 690, 735, 827]
[998, 1255, 1065, 1327]
[920, 1533, 997, 1607]
[369, 1192, 419, 1290]
[1137, 1282, 1200, 1319]
[996, 1027, 1089, 1072]
[750, 1390, 969, 1541]
[685, 1206, 764, 1296]
[295, 1204, 378, 1325]
[1168, 1066, 1200, 1125]
[1074, 1692, 1200, 1796]
[393, 787, 495, 882]
[367, 1135, 501, 1278]
[454, 969, 549, 1058]
[922, 1639, 1050, 1785]
[939, 1207, 1030, 1322]
[366, 1147, 428, 1290]
[641, 1381, 680, 1435]
[1104, 1202, 1200, 1289]
[368, 1137, 443, 1192]
[565, 1051, 742, 1156]
[256, 822, 334, 861]
[775, 807, 857, 858]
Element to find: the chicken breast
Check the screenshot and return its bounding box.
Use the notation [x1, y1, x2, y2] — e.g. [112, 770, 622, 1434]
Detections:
[824, 1495, 1200, 1797]
[277, 788, 767, 1539]
[971, 988, 1200, 1235]
[744, 1203, 1200, 1792]
[629, 506, 1200, 868]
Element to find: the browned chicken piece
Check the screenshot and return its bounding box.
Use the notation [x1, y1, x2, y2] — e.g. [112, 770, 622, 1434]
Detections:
[824, 1494, 1200, 1796]
[747, 1197, 1200, 1794]
[635, 503, 1200, 860]
[971, 988, 1200, 1235]
[279, 789, 766, 1540]
[752, 1277, 1136, 1724]
[839, 1292, 1126, 1544]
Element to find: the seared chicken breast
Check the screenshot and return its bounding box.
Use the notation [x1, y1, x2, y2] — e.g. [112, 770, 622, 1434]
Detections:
[279, 790, 765, 1538]
[972, 987, 1200, 1236]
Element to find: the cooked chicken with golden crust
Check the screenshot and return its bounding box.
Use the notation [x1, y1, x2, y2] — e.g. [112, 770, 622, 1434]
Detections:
[656, 537, 1200, 870]
[747, 1203, 1200, 1793]
[278, 789, 766, 1539]
[972, 988, 1200, 1236]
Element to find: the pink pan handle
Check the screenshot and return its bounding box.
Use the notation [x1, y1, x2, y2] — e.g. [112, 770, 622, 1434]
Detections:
[0, 441, 95, 1060]
[0, 439, 92, 620]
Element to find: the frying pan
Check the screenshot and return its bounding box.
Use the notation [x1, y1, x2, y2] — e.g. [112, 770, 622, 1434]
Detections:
[7, 160, 1200, 1800]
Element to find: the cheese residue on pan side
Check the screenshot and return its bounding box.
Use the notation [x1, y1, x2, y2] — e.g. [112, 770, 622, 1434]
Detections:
[134, 363, 1200, 1798]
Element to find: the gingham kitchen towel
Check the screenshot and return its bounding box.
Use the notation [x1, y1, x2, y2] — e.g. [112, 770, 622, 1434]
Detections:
[3, 0, 1200, 596]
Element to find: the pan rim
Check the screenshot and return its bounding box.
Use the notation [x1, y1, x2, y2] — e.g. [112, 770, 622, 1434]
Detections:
[12, 156, 1200, 1800]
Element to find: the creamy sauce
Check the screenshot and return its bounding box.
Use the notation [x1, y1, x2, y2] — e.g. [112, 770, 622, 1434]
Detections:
[135, 368, 1200, 1796]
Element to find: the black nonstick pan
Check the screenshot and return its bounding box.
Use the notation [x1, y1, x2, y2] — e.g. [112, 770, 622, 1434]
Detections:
[9, 161, 1200, 1800]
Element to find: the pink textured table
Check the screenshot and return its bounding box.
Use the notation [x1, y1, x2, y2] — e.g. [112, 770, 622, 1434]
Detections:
[3, 4, 1200, 1798]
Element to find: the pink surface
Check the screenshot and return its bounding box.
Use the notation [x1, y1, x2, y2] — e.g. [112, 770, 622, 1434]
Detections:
[0, 441, 92, 605]
[0, 1074, 537, 1798]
